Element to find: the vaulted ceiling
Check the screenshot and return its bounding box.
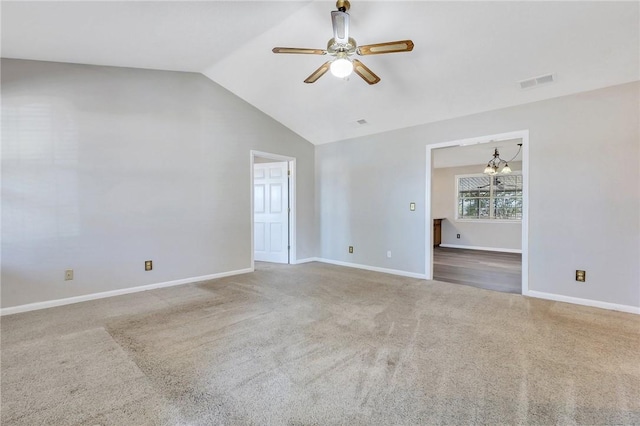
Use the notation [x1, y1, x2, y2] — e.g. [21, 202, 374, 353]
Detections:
[2, 1, 638, 145]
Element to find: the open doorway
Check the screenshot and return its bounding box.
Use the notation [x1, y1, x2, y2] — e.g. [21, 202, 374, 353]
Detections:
[250, 151, 296, 267]
[425, 131, 529, 295]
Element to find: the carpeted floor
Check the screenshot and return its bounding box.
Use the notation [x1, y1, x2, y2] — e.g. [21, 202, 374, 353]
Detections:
[2, 262, 639, 425]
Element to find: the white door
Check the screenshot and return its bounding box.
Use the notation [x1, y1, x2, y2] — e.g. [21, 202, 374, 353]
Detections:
[254, 162, 289, 263]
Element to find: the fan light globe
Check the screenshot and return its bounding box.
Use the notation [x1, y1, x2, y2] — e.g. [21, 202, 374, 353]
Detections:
[330, 58, 353, 78]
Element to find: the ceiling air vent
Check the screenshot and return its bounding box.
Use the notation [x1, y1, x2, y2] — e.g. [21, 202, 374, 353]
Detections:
[356, 119, 368, 125]
[518, 73, 555, 90]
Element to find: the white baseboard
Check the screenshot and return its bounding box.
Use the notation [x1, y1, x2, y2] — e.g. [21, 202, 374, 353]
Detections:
[315, 258, 427, 280]
[439, 244, 522, 254]
[524, 290, 640, 315]
[6, 264, 634, 317]
[294, 257, 319, 264]
[0, 267, 254, 316]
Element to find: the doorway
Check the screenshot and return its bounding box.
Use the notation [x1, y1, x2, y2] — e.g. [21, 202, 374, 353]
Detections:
[425, 130, 529, 295]
[250, 151, 296, 266]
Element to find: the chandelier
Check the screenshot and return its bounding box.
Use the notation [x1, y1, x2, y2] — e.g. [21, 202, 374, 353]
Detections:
[483, 144, 522, 175]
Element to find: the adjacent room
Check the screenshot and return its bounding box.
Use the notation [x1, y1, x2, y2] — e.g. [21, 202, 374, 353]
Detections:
[431, 139, 523, 294]
[2, 1, 639, 424]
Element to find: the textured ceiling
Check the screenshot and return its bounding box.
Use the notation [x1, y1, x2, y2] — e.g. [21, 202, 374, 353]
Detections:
[2, 1, 639, 145]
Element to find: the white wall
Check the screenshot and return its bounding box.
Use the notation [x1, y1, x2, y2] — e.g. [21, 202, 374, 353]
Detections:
[1, 59, 316, 308]
[3, 59, 639, 312]
[317, 82, 639, 309]
[432, 162, 522, 250]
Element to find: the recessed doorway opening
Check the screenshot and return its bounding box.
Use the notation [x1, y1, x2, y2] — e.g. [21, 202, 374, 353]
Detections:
[425, 131, 529, 295]
[250, 150, 297, 267]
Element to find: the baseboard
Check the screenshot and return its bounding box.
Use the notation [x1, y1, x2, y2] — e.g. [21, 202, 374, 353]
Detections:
[294, 257, 319, 264]
[439, 244, 522, 254]
[315, 258, 427, 280]
[0, 267, 255, 316]
[524, 290, 640, 315]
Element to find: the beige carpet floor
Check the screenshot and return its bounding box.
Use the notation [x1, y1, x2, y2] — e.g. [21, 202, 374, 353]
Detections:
[1, 262, 639, 425]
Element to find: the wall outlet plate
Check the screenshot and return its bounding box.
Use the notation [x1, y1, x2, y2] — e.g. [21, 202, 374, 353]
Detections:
[348, 246, 353, 254]
[65, 269, 73, 281]
[145, 260, 153, 271]
[576, 270, 586, 282]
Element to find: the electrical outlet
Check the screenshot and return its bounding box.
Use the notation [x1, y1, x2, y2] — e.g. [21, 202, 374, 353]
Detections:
[456, 234, 461, 239]
[576, 270, 586, 282]
[64, 269, 73, 281]
[348, 246, 353, 254]
[145, 260, 153, 271]
[387, 250, 392, 258]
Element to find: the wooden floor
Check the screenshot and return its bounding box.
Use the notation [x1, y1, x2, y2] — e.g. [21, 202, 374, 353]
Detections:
[433, 247, 522, 294]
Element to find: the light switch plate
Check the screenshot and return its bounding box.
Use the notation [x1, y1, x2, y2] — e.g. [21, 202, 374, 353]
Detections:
[410, 202, 416, 211]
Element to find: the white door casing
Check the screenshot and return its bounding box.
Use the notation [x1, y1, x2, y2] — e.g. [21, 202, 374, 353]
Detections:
[425, 129, 529, 294]
[254, 162, 289, 263]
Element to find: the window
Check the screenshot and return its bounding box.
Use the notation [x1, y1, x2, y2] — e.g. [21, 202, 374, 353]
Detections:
[456, 173, 522, 220]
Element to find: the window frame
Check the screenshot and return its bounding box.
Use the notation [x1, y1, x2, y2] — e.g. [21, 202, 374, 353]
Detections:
[454, 172, 523, 223]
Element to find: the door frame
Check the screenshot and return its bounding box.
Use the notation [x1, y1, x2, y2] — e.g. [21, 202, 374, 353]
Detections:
[425, 130, 529, 295]
[250, 150, 296, 267]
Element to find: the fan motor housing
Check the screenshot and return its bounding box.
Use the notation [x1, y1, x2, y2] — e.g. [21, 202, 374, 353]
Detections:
[327, 37, 357, 55]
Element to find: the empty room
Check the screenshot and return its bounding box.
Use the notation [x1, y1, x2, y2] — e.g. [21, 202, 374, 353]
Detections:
[1, 1, 639, 425]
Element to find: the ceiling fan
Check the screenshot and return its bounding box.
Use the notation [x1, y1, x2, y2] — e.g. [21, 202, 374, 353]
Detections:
[477, 178, 518, 190]
[272, 0, 414, 85]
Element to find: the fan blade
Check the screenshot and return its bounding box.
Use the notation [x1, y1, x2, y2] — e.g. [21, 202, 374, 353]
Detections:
[331, 10, 350, 44]
[272, 47, 326, 55]
[357, 40, 414, 55]
[352, 59, 381, 85]
[304, 61, 331, 84]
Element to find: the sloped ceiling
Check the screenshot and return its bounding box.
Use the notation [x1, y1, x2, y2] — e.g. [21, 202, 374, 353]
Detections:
[433, 139, 522, 169]
[2, 1, 639, 145]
